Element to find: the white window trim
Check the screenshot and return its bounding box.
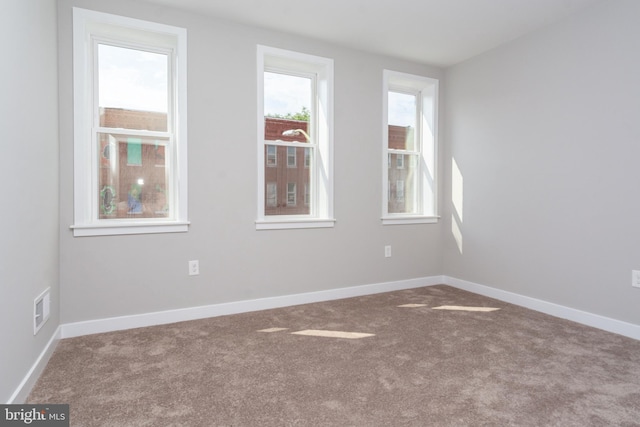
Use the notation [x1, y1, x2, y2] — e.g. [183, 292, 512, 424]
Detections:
[382, 69, 439, 225]
[71, 8, 188, 237]
[256, 45, 334, 230]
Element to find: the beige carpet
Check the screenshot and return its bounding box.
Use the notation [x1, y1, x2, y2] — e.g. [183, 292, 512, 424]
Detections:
[28, 285, 640, 426]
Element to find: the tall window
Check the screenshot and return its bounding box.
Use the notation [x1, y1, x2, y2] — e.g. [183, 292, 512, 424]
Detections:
[383, 70, 438, 224]
[257, 46, 334, 229]
[287, 146, 297, 168]
[72, 8, 188, 236]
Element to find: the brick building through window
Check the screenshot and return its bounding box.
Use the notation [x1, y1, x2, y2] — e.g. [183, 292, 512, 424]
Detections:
[98, 108, 169, 219]
[388, 124, 413, 213]
[101, 108, 409, 217]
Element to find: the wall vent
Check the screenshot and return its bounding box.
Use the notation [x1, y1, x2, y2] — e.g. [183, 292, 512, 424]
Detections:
[34, 288, 51, 335]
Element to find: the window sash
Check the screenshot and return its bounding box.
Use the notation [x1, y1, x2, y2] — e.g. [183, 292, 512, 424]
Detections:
[91, 38, 176, 223]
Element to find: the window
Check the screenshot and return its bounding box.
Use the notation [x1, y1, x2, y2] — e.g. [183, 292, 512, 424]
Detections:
[304, 184, 310, 206]
[72, 8, 188, 236]
[287, 183, 297, 206]
[257, 46, 334, 229]
[382, 70, 438, 225]
[396, 180, 405, 202]
[266, 145, 277, 167]
[266, 183, 277, 207]
[287, 146, 297, 168]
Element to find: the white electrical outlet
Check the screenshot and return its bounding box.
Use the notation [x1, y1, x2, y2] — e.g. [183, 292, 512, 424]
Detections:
[384, 245, 392, 258]
[189, 260, 200, 276]
[632, 270, 640, 288]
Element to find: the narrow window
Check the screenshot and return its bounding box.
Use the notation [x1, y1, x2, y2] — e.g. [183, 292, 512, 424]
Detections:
[304, 147, 310, 168]
[257, 46, 334, 229]
[304, 184, 310, 206]
[266, 145, 277, 167]
[287, 146, 297, 168]
[383, 70, 438, 224]
[287, 183, 297, 206]
[266, 182, 277, 208]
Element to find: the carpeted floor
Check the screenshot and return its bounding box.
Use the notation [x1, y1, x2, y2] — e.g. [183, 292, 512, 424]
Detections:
[28, 285, 640, 426]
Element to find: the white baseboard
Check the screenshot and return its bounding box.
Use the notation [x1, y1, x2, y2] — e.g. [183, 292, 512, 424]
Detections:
[443, 276, 640, 341]
[61, 276, 445, 339]
[8, 326, 61, 404]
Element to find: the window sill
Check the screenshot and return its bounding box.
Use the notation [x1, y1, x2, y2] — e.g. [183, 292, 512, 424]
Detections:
[256, 218, 336, 230]
[382, 216, 439, 225]
[71, 221, 190, 237]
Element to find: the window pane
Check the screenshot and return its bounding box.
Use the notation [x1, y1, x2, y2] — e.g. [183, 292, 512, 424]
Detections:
[98, 133, 170, 219]
[388, 154, 418, 214]
[264, 146, 312, 215]
[98, 44, 168, 132]
[264, 72, 311, 141]
[388, 91, 416, 151]
[266, 145, 277, 167]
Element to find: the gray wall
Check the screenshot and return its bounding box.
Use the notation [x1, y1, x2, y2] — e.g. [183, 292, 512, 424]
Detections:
[0, 0, 60, 403]
[443, 0, 640, 325]
[57, 0, 444, 324]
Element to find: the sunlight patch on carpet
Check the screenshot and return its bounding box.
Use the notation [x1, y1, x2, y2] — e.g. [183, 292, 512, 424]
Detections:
[291, 330, 375, 339]
[257, 327, 290, 333]
[398, 303, 428, 308]
[432, 306, 500, 312]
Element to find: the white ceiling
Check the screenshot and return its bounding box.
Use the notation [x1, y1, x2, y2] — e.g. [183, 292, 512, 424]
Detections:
[142, 0, 602, 67]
